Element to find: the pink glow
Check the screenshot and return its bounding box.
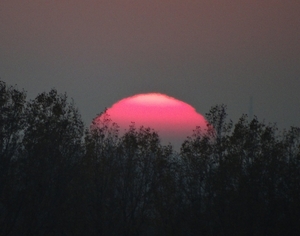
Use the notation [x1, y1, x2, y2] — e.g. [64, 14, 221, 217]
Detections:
[95, 93, 208, 147]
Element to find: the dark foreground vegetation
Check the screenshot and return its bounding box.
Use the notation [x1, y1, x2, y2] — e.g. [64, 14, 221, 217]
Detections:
[1, 80, 300, 235]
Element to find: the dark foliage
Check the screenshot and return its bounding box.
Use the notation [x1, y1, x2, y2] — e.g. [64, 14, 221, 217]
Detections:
[1, 80, 300, 235]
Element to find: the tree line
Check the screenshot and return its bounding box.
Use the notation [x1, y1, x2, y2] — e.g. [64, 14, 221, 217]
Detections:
[1, 80, 300, 235]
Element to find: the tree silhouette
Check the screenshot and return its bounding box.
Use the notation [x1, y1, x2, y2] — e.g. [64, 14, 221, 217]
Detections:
[0, 81, 27, 236]
[1, 80, 300, 235]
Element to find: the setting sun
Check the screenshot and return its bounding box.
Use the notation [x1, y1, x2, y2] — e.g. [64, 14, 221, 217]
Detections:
[94, 93, 208, 147]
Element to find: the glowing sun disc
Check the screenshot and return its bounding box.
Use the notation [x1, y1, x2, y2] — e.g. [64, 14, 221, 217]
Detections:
[94, 93, 208, 148]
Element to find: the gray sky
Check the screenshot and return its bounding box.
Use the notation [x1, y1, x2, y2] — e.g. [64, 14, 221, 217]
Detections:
[1, 0, 300, 131]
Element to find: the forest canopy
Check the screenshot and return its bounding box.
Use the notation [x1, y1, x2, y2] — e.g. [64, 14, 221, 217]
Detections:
[1, 80, 300, 235]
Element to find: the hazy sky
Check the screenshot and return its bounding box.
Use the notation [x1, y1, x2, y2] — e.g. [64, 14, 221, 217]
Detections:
[1, 0, 300, 130]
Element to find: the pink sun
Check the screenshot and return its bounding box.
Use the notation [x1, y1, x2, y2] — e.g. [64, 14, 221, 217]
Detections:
[94, 93, 208, 148]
